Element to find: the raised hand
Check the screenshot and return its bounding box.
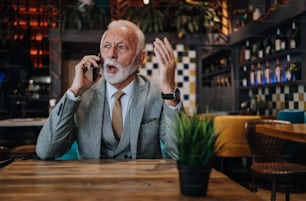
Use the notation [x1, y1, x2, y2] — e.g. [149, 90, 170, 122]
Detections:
[69, 54, 101, 96]
[153, 37, 176, 94]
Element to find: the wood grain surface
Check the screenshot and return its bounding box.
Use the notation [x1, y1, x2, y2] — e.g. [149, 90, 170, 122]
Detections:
[0, 159, 264, 201]
[256, 124, 306, 143]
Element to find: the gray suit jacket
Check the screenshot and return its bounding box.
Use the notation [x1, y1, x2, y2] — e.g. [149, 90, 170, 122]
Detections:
[36, 74, 181, 160]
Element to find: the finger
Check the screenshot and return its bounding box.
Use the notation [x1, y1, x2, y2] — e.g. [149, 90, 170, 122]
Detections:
[163, 37, 174, 60]
[83, 63, 90, 73]
[89, 55, 102, 67]
[81, 55, 101, 68]
[154, 38, 168, 56]
[154, 38, 173, 64]
[154, 41, 169, 64]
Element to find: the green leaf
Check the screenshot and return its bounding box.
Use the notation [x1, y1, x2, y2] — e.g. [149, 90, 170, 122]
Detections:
[175, 110, 216, 166]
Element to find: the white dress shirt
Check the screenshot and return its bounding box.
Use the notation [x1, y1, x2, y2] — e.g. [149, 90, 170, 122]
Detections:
[106, 81, 134, 125]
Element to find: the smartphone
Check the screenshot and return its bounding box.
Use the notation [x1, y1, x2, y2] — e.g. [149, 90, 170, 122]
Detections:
[92, 53, 103, 81]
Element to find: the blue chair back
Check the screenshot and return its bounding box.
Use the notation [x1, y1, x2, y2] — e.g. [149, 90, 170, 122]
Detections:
[276, 109, 304, 123]
[56, 141, 79, 160]
[276, 109, 304, 162]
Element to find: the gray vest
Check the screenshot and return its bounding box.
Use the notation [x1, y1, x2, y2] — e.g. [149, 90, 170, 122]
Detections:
[100, 99, 131, 159]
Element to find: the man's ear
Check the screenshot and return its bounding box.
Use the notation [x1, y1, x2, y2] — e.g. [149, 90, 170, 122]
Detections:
[135, 51, 146, 66]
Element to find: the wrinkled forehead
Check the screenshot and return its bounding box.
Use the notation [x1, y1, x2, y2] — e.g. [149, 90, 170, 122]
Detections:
[102, 26, 138, 46]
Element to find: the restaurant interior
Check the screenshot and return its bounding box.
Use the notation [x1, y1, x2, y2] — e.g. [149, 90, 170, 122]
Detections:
[0, 0, 306, 200]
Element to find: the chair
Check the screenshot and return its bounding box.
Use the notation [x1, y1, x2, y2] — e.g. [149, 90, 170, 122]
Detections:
[276, 109, 304, 124]
[0, 146, 13, 168]
[277, 109, 305, 162]
[56, 141, 79, 160]
[10, 144, 36, 160]
[160, 140, 170, 158]
[245, 119, 306, 201]
[213, 115, 261, 180]
[214, 115, 261, 157]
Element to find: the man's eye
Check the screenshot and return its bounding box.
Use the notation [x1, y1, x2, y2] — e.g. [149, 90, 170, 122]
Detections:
[118, 45, 126, 50]
[103, 44, 110, 49]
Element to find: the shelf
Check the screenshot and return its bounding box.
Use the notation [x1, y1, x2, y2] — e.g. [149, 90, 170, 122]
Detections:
[230, 0, 306, 45]
[202, 68, 231, 78]
[238, 80, 306, 90]
[239, 48, 301, 66]
[201, 48, 232, 88]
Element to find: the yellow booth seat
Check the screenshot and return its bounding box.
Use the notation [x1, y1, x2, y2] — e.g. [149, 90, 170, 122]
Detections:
[213, 115, 261, 157]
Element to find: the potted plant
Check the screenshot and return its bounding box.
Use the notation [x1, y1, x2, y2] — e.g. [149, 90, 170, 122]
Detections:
[175, 111, 217, 197]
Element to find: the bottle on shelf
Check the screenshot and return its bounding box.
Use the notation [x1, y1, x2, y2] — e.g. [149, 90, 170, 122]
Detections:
[244, 40, 251, 62]
[214, 76, 220, 87]
[223, 74, 231, 88]
[257, 40, 265, 59]
[264, 60, 272, 84]
[274, 28, 282, 52]
[256, 61, 263, 85]
[249, 64, 256, 86]
[247, 5, 254, 23]
[242, 65, 248, 87]
[252, 7, 262, 21]
[280, 29, 287, 51]
[265, 35, 273, 55]
[274, 57, 282, 82]
[241, 7, 253, 27]
[285, 54, 292, 81]
[251, 42, 257, 61]
[289, 22, 297, 49]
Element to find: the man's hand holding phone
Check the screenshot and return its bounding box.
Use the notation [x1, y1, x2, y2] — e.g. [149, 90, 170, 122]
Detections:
[69, 54, 102, 97]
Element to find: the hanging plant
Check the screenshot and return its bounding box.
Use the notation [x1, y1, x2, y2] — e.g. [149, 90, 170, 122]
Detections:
[123, 5, 165, 33]
[61, 0, 109, 30]
[173, 1, 220, 38]
[123, 1, 219, 37]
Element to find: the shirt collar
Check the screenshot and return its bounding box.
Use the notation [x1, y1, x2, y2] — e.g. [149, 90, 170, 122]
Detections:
[106, 80, 135, 99]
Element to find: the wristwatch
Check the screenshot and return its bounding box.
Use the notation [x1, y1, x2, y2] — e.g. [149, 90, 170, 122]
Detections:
[161, 88, 181, 102]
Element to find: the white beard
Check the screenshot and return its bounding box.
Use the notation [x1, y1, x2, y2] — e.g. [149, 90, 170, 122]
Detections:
[103, 58, 138, 84]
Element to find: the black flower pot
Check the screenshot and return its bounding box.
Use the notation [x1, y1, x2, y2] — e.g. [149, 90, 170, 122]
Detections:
[177, 161, 211, 197]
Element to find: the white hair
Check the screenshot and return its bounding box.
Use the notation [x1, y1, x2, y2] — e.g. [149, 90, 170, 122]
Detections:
[100, 20, 145, 55]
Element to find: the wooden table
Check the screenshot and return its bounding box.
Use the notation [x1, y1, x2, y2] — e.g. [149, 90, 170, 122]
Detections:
[0, 159, 264, 201]
[256, 123, 306, 143]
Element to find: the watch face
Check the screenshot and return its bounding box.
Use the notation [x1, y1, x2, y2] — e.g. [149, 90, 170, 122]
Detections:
[174, 88, 181, 101]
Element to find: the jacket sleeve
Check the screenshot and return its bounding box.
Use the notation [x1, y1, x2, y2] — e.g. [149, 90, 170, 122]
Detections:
[160, 102, 184, 160]
[36, 94, 80, 160]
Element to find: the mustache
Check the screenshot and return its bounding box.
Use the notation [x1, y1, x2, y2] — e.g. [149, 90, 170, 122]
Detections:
[103, 58, 123, 70]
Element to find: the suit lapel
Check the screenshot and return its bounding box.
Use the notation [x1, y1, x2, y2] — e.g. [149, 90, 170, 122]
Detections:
[127, 76, 148, 159]
[85, 80, 106, 158]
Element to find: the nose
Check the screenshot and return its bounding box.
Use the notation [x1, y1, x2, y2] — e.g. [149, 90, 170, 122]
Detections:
[108, 46, 117, 59]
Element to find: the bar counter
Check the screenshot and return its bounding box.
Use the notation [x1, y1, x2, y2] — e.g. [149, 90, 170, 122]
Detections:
[0, 159, 264, 201]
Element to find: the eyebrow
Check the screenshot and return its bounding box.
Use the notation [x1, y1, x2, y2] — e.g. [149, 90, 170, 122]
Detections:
[103, 40, 132, 51]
